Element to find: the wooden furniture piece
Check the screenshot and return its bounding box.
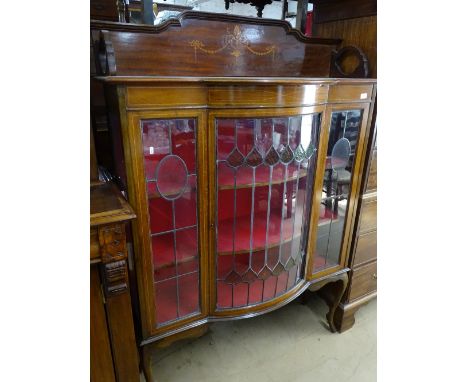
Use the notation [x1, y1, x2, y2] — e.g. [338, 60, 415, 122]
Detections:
[312, 0, 377, 78]
[224, 0, 273, 18]
[90, 181, 140, 382]
[332, 99, 376, 332]
[91, 12, 375, 380]
[91, 0, 127, 22]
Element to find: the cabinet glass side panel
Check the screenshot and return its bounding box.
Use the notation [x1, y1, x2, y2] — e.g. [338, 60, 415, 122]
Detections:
[216, 115, 321, 309]
[141, 119, 200, 327]
[313, 110, 363, 273]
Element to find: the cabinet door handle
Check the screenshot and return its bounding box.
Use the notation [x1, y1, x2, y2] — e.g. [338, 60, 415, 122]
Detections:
[372, 273, 377, 280]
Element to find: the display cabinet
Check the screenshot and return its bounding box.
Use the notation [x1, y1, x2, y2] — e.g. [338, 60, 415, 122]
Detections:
[92, 12, 375, 380]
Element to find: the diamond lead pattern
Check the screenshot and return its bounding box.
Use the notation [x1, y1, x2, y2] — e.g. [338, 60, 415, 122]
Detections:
[279, 145, 294, 164]
[245, 148, 263, 167]
[264, 147, 280, 166]
[227, 148, 244, 167]
[216, 114, 321, 308]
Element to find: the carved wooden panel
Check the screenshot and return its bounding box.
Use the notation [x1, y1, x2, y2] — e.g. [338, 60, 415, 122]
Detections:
[94, 12, 341, 78]
[98, 223, 126, 263]
[102, 259, 129, 297]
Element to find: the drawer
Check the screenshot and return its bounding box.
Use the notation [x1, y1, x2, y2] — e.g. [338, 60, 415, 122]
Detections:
[366, 149, 377, 192]
[349, 261, 377, 301]
[207, 84, 328, 107]
[359, 196, 377, 233]
[354, 230, 377, 266]
[127, 86, 207, 108]
[328, 84, 373, 103]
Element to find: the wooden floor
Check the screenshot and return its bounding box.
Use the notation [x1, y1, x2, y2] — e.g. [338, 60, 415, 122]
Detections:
[142, 293, 377, 382]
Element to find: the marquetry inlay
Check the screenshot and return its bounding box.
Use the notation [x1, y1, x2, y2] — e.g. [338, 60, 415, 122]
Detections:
[189, 25, 276, 63]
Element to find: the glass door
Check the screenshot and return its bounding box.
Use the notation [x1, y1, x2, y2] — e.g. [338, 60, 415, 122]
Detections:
[312, 108, 367, 274]
[140, 117, 201, 327]
[214, 113, 321, 309]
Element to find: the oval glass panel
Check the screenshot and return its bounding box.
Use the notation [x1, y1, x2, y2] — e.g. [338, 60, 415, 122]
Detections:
[156, 155, 188, 200]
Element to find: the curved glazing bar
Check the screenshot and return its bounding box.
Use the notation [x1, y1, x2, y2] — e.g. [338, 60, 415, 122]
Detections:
[216, 114, 321, 309]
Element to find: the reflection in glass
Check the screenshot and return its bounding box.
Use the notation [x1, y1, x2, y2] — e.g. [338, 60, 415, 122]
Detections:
[313, 110, 363, 272]
[216, 114, 321, 309]
[141, 118, 200, 326]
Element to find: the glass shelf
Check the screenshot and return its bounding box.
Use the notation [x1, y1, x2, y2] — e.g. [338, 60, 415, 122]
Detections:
[218, 212, 300, 255]
[218, 161, 308, 190]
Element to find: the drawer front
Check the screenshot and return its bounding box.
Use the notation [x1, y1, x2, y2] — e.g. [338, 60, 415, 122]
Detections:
[354, 230, 377, 266]
[349, 261, 377, 301]
[359, 197, 377, 233]
[207, 84, 328, 107]
[127, 86, 207, 108]
[366, 149, 377, 192]
[328, 84, 373, 103]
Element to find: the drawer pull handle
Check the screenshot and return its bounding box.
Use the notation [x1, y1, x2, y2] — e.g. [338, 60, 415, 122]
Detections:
[372, 273, 377, 280]
[113, 240, 121, 246]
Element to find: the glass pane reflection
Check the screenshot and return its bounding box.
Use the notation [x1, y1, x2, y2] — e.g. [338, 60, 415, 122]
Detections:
[313, 110, 363, 272]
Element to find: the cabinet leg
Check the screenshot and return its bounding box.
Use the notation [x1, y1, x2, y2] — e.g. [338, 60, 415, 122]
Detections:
[310, 272, 349, 333]
[141, 345, 153, 382]
[325, 272, 348, 333]
[333, 292, 377, 333]
[333, 303, 358, 333]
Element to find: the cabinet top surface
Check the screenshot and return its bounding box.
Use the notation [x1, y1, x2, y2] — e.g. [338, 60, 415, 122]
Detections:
[94, 76, 377, 85]
[90, 182, 136, 227]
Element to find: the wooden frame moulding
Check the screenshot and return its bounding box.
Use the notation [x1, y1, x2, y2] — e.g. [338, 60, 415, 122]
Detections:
[307, 100, 372, 281]
[120, 101, 209, 339]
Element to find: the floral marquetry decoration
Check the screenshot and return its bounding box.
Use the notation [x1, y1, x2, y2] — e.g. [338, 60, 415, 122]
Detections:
[189, 25, 277, 63]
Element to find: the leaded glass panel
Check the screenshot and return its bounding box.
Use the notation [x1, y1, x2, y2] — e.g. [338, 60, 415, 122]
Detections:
[141, 118, 200, 326]
[216, 114, 321, 309]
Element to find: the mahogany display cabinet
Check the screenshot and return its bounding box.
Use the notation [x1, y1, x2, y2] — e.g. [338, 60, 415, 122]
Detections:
[92, 11, 376, 378]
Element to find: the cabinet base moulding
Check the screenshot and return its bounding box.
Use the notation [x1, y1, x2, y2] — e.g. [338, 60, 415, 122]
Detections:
[333, 291, 377, 333]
